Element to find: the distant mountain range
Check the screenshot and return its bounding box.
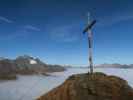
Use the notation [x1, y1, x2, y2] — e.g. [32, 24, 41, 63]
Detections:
[95, 63, 133, 68]
[0, 55, 66, 80]
[65, 64, 133, 69]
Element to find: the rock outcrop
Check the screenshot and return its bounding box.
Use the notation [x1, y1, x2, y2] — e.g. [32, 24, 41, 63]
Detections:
[37, 72, 133, 100]
[0, 59, 17, 80]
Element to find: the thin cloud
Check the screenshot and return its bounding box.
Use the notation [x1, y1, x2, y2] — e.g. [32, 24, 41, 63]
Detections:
[0, 30, 32, 41]
[24, 25, 40, 31]
[0, 16, 13, 23]
[98, 12, 133, 27]
[48, 25, 79, 43]
[0, 25, 41, 41]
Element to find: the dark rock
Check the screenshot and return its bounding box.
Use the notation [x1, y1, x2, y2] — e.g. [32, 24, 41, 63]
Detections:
[37, 72, 133, 100]
[0, 59, 17, 80]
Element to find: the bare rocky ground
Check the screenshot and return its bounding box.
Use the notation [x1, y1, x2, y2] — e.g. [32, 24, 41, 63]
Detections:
[37, 72, 133, 100]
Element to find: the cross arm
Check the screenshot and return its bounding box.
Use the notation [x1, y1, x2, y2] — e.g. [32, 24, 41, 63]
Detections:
[83, 20, 96, 33]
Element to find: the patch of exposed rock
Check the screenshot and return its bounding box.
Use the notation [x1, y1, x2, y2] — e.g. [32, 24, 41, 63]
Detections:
[0, 59, 17, 80]
[37, 72, 133, 100]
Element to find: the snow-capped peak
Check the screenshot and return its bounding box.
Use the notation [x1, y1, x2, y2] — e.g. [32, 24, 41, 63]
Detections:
[29, 59, 37, 64]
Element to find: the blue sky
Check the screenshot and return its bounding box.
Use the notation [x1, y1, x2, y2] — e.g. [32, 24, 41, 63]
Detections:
[0, 0, 133, 66]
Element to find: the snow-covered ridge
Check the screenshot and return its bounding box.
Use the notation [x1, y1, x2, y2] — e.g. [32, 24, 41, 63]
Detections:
[29, 59, 37, 64]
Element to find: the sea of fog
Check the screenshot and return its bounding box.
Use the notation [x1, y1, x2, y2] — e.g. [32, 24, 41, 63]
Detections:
[0, 68, 133, 100]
